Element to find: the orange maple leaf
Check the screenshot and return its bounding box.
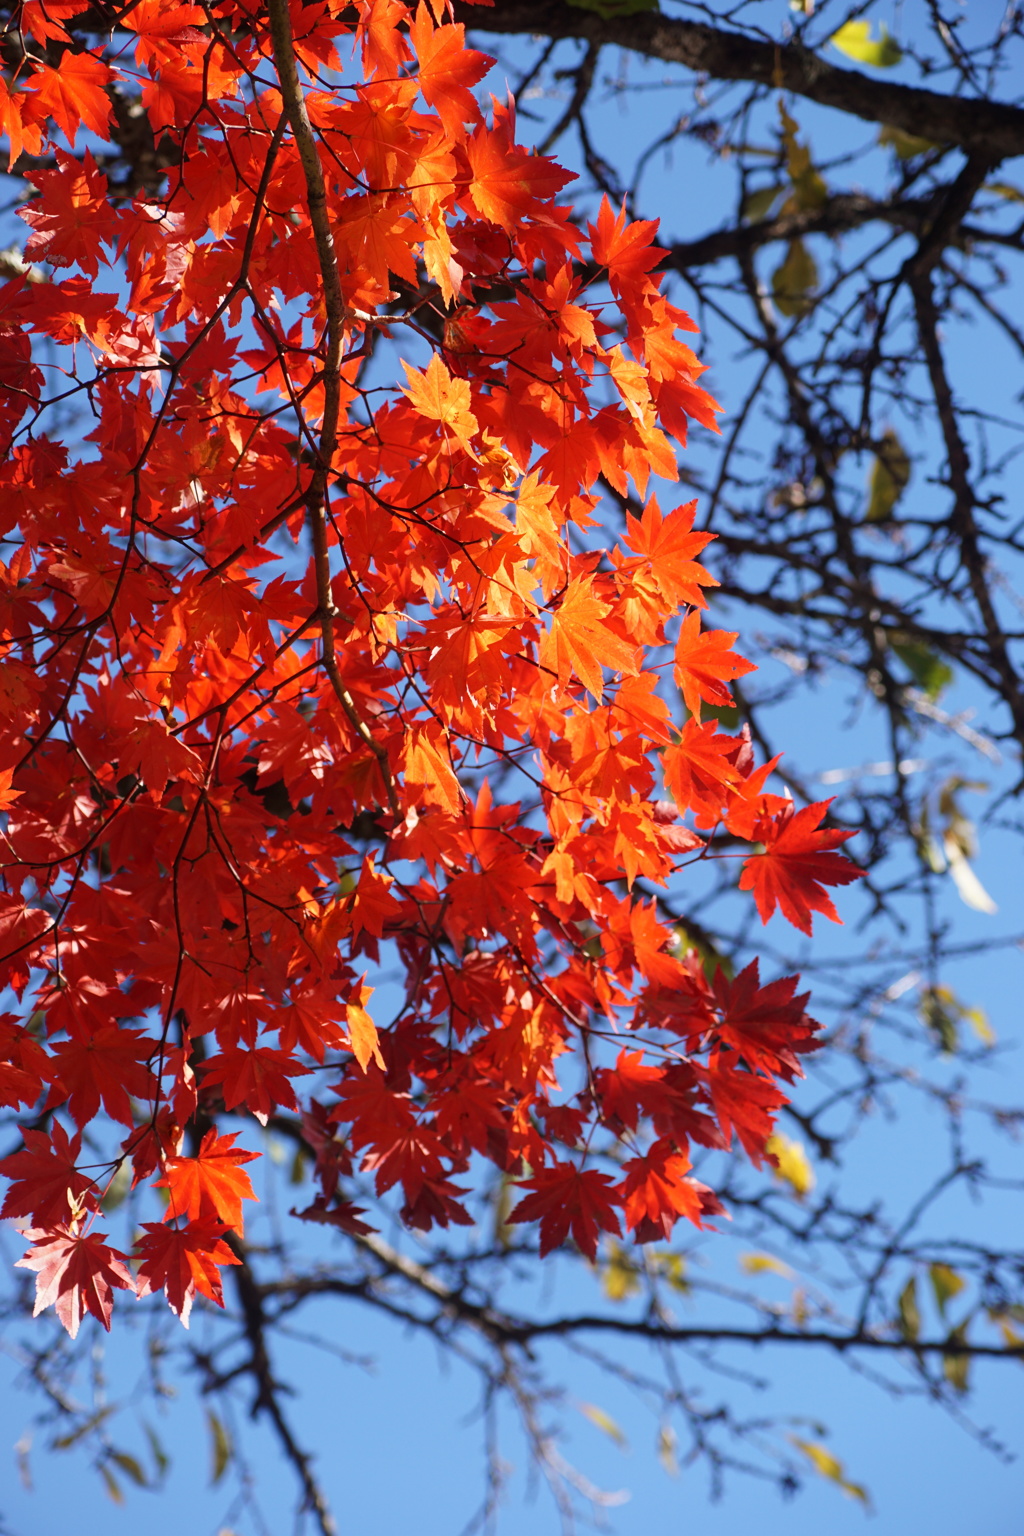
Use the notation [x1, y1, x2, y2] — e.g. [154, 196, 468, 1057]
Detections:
[621, 498, 717, 608]
[32, 51, 114, 145]
[464, 105, 574, 230]
[540, 576, 638, 700]
[620, 1139, 713, 1240]
[156, 1130, 259, 1232]
[402, 352, 479, 454]
[673, 609, 756, 719]
[409, 6, 489, 136]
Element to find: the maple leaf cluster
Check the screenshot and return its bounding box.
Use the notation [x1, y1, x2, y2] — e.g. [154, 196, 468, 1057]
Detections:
[0, 0, 861, 1334]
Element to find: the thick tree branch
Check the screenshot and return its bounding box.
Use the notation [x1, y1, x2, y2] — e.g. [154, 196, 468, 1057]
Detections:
[457, 0, 1024, 162]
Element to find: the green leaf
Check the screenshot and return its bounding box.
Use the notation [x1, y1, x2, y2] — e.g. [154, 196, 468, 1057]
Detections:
[866, 428, 910, 521]
[772, 238, 818, 318]
[99, 1463, 124, 1506]
[100, 1158, 131, 1214]
[143, 1422, 170, 1483]
[831, 19, 903, 68]
[52, 1407, 114, 1451]
[879, 124, 937, 159]
[891, 640, 952, 701]
[109, 1450, 148, 1488]
[778, 103, 827, 210]
[898, 1277, 920, 1342]
[929, 1263, 966, 1320]
[208, 1410, 233, 1486]
[919, 985, 994, 1053]
[671, 924, 734, 981]
[742, 184, 785, 222]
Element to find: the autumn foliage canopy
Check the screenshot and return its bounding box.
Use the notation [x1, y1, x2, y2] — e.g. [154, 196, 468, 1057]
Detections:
[0, 0, 861, 1337]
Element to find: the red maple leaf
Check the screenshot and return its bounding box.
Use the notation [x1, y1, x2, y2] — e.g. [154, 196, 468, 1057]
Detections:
[200, 1046, 311, 1123]
[740, 799, 862, 934]
[47, 1025, 156, 1128]
[0, 1121, 96, 1226]
[620, 1139, 719, 1240]
[698, 1053, 786, 1165]
[595, 1049, 677, 1133]
[464, 104, 574, 230]
[155, 1129, 259, 1232]
[662, 717, 742, 827]
[509, 1163, 622, 1260]
[122, 0, 206, 73]
[711, 961, 819, 1082]
[291, 1198, 374, 1237]
[16, 1224, 135, 1337]
[20, 151, 120, 278]
[134, 1219, 240, 1326]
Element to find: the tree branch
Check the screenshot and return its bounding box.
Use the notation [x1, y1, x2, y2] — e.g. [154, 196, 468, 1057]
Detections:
[457, 0, 1024, 161]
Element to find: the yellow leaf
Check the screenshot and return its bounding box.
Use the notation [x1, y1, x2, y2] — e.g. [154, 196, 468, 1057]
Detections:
[654, 1250, 690, 1293]
[831, 19, 902, 67]
[898, 1276, 920, 1342]
[986, 181, 1024, 202]
[791, 1436, 871, 1504]
[929, 1263, 966, 1319]
[577, 1401, 628, 1447]
[965, 1005, 995, 1047]
[765, 1132, 815, 1198]
[739, 1251, 793, 1278]
[601, 1240, 641, 1302]
[657, 1423, 679, 1476]
[100, 1464, 124, 1505]
[942, 1321, 971, 1394]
